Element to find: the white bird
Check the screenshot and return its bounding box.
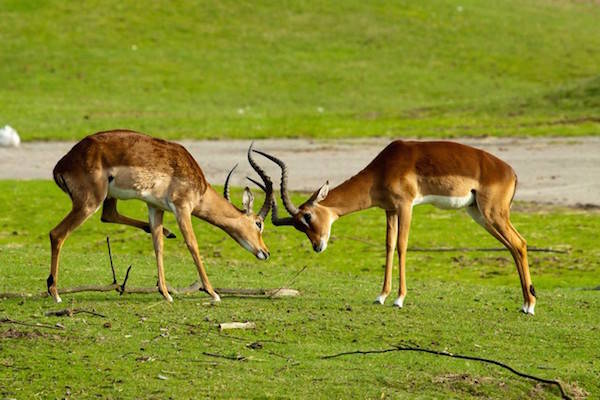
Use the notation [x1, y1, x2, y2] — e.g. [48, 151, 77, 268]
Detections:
[0, 125, 20, 147]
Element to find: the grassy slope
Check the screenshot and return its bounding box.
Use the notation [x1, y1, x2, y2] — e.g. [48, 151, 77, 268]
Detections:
[1, 0, 599, 141]
[0, 181, 598, 399]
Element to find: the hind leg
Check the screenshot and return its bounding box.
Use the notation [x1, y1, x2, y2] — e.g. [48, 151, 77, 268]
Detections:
[49, 173, 107, 302]
[49, 200, 103, 302]
[101, 198, 176, 238]
[468, 196, 535, 314]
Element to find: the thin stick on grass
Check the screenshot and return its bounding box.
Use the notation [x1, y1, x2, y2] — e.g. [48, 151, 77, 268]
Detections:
[321, 344, 571, 400]
[0, 236, 300, 300]
[202, 352, 246, 361]
[343, 236, 570, 253]
[268, 265, 307, 299]
[0, 317, 64, 330]
[45, 308, 106, 318]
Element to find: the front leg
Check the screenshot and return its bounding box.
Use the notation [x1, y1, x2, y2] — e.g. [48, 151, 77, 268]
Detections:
[393, 204, 413, 308]
[375, 210, 398, 304]
[148, 206, 172, 302]
[174, 207, 221, 302]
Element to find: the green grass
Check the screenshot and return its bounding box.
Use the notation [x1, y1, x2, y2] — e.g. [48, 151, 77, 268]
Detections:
[1, 0, 600, 141]
[1, 181, 599, 399]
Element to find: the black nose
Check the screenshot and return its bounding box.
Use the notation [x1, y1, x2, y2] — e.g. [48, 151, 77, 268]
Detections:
[312, 243, 319, 251]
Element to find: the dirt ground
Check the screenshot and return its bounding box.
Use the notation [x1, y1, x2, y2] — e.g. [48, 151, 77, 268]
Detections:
[1, 136, 598, 206]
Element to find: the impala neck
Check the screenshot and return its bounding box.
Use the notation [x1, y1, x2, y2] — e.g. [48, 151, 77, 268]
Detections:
[194, 186, 244, 230]
[320, 169, 375, 217]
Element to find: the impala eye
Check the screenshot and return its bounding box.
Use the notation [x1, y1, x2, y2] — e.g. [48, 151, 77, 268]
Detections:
[303, 213, 312, 224]
[256, 221, 263, 230]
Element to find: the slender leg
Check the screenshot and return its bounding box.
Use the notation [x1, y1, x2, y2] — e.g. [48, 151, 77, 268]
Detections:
[494, 219, 535, 314]
[148, 206, 172, 302]
[174, 208, 220, 302]
[375, 211, 398, 304]
[394, 204, 413, 308]
[48, 204, 100, 303]
[468, 197, 534, 314]
[102, 198, 176, 238]
[467, 204, 527, 305]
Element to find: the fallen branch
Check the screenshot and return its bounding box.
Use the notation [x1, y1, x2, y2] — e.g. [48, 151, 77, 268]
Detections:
[0, 236, 300, 300]
[409, 246, 570, 254]
[321, 344, 571, 400]
[0, 284, 300, 299]
[0, 317, 64, 331]
[45, 308, 106, 318]
[202, 352, 246, 361]
[343, 237, 570, 253]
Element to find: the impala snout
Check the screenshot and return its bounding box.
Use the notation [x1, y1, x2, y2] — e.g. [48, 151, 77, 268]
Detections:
[312, 239, 327, 253]
[256, 249, 270, 260]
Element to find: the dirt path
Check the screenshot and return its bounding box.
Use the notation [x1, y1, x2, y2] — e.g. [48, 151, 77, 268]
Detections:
[1, 137, 599, 206]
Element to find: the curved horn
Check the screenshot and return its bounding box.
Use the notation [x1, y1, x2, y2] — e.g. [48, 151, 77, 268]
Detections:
[252, 149, 299, 216]
[223, 163, 238, 202]
[247, 143, 273, 220]
[269, 198, 296, 226]
[248, 177, 293, 226]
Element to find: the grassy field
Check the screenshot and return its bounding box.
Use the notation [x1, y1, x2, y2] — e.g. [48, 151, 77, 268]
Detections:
[1, 0, 600, 141]
[0, 181, 598, 399]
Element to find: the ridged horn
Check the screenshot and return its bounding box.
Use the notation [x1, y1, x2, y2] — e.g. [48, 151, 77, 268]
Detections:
[247, 142, 273, 220]
[252, 149, 299, 216]
[223, 163, 238, 202]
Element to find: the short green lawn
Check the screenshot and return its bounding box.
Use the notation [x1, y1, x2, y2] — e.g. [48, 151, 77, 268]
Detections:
[1, 0, 600, 141]
[0, 181, 598, 398]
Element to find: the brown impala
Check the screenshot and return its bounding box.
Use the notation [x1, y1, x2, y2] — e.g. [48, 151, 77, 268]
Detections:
[255, 140, 536, 315]
[49, 130, 273, 303]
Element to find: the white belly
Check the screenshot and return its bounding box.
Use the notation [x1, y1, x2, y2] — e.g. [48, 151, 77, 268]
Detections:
[412, 192, 474, 210]
[107, 166, 173, 211]
[107, 184, 171, 210]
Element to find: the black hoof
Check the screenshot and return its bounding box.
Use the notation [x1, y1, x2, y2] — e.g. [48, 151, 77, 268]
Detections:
[166, 232, 176, 239]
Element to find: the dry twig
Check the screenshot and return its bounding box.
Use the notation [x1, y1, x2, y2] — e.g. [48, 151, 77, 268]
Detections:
[321, 344, 571, 400]
[202, 352, 246, 361]
[45, 308, 106, 318]
[0, 236, 300, 301]
[344, 236, 570, 254]
[0, 317, 64, 331]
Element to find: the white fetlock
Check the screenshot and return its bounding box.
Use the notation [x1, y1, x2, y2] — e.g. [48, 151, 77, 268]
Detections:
[393, 296, 404, 308]
[527, 303, 535, 315]
[522, 302, 529, 313]
[165, 293, 174, 303]
[374, 294, 387, 305]
[212, 293, 221, 303]
[54, 295, 62, 304]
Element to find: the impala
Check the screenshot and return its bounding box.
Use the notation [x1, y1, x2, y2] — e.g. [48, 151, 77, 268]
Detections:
[49, 130, 273, 303]
[255, 140, 536, 314]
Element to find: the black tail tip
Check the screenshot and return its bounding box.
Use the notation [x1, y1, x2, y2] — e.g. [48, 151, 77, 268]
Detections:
[167, 232, 176, 239]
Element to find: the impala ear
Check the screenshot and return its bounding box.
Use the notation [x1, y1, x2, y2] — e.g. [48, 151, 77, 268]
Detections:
[242, 187, 254, 214]
[308, 181, 329, 204]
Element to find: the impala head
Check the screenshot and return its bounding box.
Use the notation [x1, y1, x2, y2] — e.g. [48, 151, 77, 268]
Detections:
[252, 149, 336, 253]
[222, 144, 274, 260]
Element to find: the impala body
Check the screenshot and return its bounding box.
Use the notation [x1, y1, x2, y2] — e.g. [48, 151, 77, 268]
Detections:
[256, 140, 536, 314]
[49, 130, 273, 303]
